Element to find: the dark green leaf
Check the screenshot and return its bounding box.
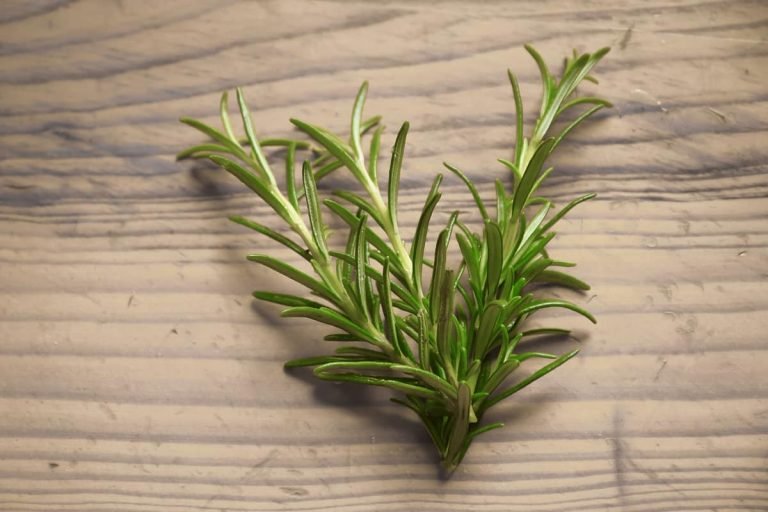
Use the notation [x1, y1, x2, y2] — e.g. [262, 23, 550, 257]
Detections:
[429, 212, 458, 321]
[507, 69, 525, 167]
[497, 158, 522, 186]
[417, 311, 430, 371]
[481, 359, 521, 397]
[522, 327, 571, 337]
[500, 332, 523, 364]
[324, 333, 364, 342]
[411, 191, 442, 297]
[557, 96, 612, 116]
[379, 258, 398, 345]
[536, 47, 610, 136]
[314, 159, 345, 183]
[252, 291, 322, 308]
[314, 364, 441, 400]
[330, 251, 417, 310]
[513, 352, 558, 362]
[511, 231, 556, 269]
[246, 254, 338, 303]
[219, 91, 237, 141]
[361, 115, 382, 134]
[484, 221, 503, 300]
[530, 167, 555, 201]
[350, 82, 369, 164]
[290, 118, 364, 179]
[176, 143, 231, 160]
[285, 142, 299, 210]
[353, 214, 370, 317]
[512, 138, 555, 218]
[285, 355, 361, 369]
[445, 382, 473, 467]
[468, 422, 504, 441]
[473, 300, 504, 360]
[368, 125, 384, 182]
[209, 156, 291, 222]
[541, 193, 596, 233]
[443, 162, 489, 221]
[519, 299, 596, 323]
[333, 190, 385, 227]
[302, 160, 329, 258]
[324, 199, 403, 278]
[259, 138, 314, 149]
[392, 364, 457, 402]
[552, 105, 606, 153]
[335, 346, 389, 359]
[282, 306, 381, 345]
[494, 180, 508, 231]
[482, 349, 579, 411]
[520, 202, 551, 248]
[229, 215, 308, 260]
[388, 122, 409, 226]
[524, 44, 554, 115]
[535, 270, 591, 290]
[235, 87, 276, 186]
[436, 269, 457, 385]
[178, 118, 252, 166]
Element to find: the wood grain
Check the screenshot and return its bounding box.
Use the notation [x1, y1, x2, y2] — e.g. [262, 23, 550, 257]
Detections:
[1, 0, 767, 510]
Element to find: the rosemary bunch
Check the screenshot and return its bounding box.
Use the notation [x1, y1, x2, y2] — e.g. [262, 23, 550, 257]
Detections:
[179, 45, 610, 471]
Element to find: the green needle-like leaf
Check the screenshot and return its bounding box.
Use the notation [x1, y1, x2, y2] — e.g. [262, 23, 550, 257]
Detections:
[411, 177, 443, 296]
[519, 299, 597, 323]
[369, 125, 384, 182]
[353, 214, 371, 318]
[333, 190, 386, 227]
[443, 162, 489, 222]
[246, 254, 338, 305]
[208, 155, 291, 222]
[535, 270, 591, 290]
[482, 349, 580, 411]
[507, 69, 525, 168]
[445, 382, 473, 468]
[302, 160, 329, 259]
[350, 82, 369, 165]
[541, 193, 597, 233]
[314, 362, 442, 400]
[379, 259, 398, 344]
[388, 122, 409, 226]
[252, 291, 323, 308]
[219, 91, 237, 141]
[229, 215, 309, 261]
[484, 221, 503, 300]
[176, 142, 230, 160]
[178, 118, 251, 166]
[282, 307, 381, 346]
[291, 119, 364, 179]
[285, 141, 299, 210]
[236, 87, 276, 187]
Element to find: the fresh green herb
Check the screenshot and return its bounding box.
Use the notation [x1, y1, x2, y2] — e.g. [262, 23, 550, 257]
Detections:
[179, 45, 610, 471]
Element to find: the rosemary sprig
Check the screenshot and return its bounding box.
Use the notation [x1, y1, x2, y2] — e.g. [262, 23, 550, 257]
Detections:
[178, 45, 610, 471]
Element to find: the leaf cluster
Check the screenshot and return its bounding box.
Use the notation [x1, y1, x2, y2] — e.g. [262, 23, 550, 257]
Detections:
[178, 45, 610, 471]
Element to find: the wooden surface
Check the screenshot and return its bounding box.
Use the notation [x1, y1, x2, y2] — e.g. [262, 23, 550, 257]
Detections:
[1, 0, 767, 510]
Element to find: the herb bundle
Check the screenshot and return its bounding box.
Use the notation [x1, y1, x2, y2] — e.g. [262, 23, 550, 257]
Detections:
[179, 45, 610, 471]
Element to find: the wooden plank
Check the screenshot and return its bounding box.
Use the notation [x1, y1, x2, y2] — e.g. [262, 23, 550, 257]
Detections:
[1, 0, 767, 510]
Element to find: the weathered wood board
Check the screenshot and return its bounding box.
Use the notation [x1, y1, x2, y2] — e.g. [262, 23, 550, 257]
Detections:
[1, 0, 767, 510]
